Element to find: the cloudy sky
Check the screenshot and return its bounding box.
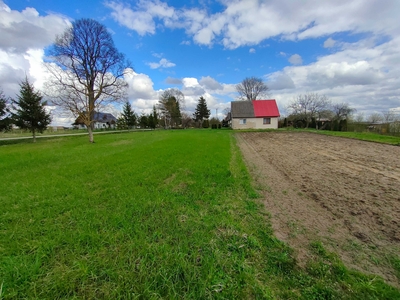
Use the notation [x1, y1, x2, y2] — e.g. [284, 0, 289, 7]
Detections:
[1, 0, 400, 125]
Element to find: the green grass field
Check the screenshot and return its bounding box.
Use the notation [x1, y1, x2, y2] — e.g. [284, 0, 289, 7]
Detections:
[1, 130, 399, 299]
[305, 129, 400, 145]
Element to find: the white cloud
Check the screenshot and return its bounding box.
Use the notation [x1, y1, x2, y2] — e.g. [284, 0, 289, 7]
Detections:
[266, 72, 295, 90]
[147, 58, 176, 69]
[105, 1, 400, 49]
[199, 76, 223, 90]
[124, 69, 158, 100]
[249, 48, 256, 53]
[165, 77, 182, 84]
[182, 77, 205, 96]
[267, 36, 400, 116]
[106, 2, 155, 35]
[105, 0, 176, 36]
[152, 52, 163, 58]
[289, 54, 303, 65]
[0, 48, 51, 99]
[324, 37, 336, 48]
[0, 1, 69, 53]
[306, 60, 383, 87]
[0, 1, 69, 99]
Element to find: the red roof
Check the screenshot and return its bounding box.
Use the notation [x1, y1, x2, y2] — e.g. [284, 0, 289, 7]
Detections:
[252, 100, 280, 117]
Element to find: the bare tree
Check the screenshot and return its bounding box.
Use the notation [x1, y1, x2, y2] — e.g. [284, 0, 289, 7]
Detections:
[354, 112, 365, 123]
[382, 110, 396, 123]
[223, 107, 230, 115]
[287, 93, 330, 128]
[236, 77, 269, 101]
[331, 102, 356, 121]
[181, 112, 193, 129]
[367, 113, 384, 123]
[158, 89, 185, 109]
[45, 18, 130, 143]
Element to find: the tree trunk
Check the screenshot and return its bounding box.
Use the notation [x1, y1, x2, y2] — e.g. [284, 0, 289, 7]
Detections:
[88, 126, 94, 143]
[88, 92, 95, 143]
[32, 129, 36, 143]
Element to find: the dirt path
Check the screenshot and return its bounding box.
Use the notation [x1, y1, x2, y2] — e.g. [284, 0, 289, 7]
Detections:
[236, 131, 400, 287]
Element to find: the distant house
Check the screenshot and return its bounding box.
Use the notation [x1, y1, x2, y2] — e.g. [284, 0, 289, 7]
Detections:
[222, 112, 231, 127]
[73, 112, 117, 129]
[230, 100, 280, 129]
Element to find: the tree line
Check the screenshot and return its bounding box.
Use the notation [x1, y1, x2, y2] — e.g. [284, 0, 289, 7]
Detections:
[116, 92, 212, 130]
[282, 92, 400, 132]
[283, 93, 356, 131]
[133, 76, 269, 130]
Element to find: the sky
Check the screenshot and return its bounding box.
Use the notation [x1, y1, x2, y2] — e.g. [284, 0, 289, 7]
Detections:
[1, 0, 400, 126]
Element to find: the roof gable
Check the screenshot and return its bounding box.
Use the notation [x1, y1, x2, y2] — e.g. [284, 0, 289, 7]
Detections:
[73, 112, 117, 125]
[252, 100, 280, 117]
[231, 101, 255, 118]
[93, 112, 117, 122]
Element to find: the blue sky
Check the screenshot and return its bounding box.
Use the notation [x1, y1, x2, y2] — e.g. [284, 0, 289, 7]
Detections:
[1, 0, 400, 125]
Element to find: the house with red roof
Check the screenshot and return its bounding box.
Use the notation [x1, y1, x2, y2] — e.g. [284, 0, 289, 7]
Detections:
[230, 99, 280, 129]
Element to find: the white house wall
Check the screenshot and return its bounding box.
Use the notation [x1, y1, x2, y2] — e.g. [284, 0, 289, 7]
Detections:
[232, 117, 278, 129]
[94, 122, 116, 129]
[76, 122, 115, 129]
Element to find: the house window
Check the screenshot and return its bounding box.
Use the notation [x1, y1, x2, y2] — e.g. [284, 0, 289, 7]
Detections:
[239, 119, 247, 125]
[263, 118, 271, 125]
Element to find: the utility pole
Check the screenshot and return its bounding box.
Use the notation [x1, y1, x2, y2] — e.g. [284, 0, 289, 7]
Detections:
[216, 108, 218, 120]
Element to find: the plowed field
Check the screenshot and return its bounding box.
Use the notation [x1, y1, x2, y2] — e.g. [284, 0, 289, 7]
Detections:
[237, 131, 400, 287]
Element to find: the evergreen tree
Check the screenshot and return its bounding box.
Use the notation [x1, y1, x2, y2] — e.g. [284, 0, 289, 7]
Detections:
[12, 78, 51, 142]
[116, 116, 127, 130]
[193, 96, 210, 125]
[121, 101, 136, 129]
[171, 99, 182, 127]
[148, 113, 155, 130]
[0, 89, 12, 132]
[152, 105, 158, 128]
[159, 96, 182, 127]
[139, 114, 148, 128]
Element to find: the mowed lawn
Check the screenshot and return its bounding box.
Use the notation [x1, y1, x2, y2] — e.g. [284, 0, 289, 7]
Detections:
[0, 130, 399, 299]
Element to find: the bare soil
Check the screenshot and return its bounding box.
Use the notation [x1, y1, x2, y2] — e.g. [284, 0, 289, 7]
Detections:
[236, 131, 400, 287]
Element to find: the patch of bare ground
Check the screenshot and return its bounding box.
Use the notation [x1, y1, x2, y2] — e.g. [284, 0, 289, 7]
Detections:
[236, 131, 400, 287]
